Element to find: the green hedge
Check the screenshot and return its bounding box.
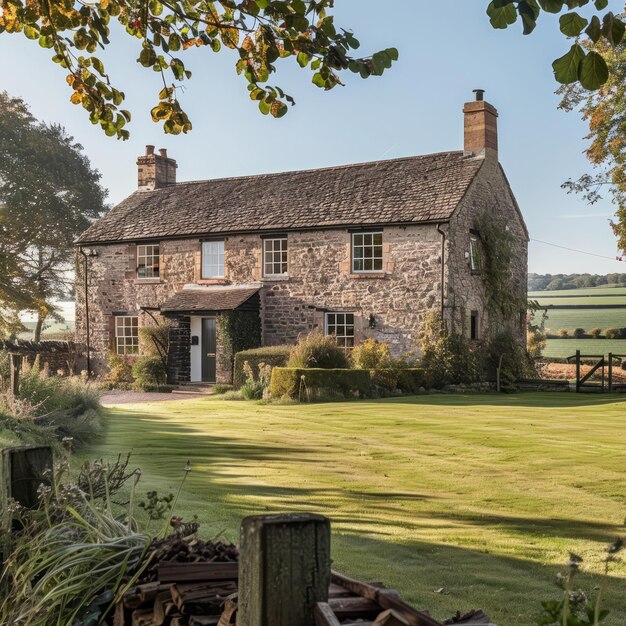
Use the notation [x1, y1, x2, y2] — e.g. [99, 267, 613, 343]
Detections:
[270, 368, 372, 400]
[233, 345, 292, 389]
[369, 368, 430, 393]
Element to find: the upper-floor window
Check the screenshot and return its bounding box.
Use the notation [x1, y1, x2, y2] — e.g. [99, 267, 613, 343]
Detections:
[325, 312, 355, 349]
[115, 316, 138, 355]
[352, 231, 383, 273]
[469, 235, 481, 272]
[263, 236, 288, 277]
[137, 244, 159, 279]
[202, 240, 224, 278]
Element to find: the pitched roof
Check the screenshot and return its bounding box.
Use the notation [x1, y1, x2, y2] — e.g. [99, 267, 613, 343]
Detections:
[160, 287, 260, 313]
[77, 151, 484, 244]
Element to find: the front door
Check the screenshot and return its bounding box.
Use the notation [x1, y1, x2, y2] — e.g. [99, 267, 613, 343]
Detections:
[201, 317, 217, 383]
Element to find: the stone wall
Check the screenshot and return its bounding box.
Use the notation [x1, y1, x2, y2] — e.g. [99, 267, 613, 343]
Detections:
[446, 156, 529, 342]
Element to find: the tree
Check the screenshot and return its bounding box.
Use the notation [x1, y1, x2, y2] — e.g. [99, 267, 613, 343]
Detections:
[0, 92, 107, 339]
[0, 0, 398, 138]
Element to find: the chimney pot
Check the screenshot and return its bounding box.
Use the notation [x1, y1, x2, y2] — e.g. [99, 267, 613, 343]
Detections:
[159, 148, 168, 158]
[145, 144, 155, 156]
[473, 88, 485, 102]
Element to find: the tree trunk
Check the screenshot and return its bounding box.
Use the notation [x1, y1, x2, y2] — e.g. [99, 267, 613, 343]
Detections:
[34, 311, 46, 342]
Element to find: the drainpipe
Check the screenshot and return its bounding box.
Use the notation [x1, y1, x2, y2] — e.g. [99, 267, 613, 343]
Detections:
[436, 224, 446, 320]
[78, 247, 92, 377]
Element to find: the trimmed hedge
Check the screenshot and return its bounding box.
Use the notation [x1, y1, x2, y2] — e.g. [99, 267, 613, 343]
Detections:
[233, 345, 292, 389]
[270, 368, 371, 400]
[369, 368, 429, 393]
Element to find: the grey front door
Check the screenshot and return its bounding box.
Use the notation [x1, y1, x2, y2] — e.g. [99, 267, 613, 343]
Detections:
[201, 317, 217, 383]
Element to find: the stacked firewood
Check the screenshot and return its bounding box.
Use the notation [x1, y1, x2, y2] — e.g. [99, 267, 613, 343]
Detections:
[112, 535, 496, 626]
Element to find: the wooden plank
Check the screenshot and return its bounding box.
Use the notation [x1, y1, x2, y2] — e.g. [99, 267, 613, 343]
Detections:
[329, 596, 381, 619]
[373, 609, 410, 625]
[158, 561, 238, 583]
[131, 608, 155, 626]
[331, 571, 443, 626]
[216, 593, 237, 626]
[314, 602, 342, 626]
[238, 513, 331, 626]
[170, 581, 237, 615]
[189, 617, 220, 625]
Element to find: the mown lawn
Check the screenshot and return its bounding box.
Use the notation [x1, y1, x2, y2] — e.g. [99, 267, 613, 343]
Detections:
[82, 393, 626, 625]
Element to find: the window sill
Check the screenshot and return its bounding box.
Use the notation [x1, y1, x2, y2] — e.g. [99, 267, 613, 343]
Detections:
[349, 272, 386, 279]
[263, 275, 290, 282]
[197, 278, 229, 286]
[134, 279, 162, 285]
[470, 269, 482, 276]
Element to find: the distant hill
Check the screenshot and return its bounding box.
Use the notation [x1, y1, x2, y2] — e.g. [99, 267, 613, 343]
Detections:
[528, 273, 626, 291]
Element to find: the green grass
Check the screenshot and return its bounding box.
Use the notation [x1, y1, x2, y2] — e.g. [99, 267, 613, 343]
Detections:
[82, 394, 626, 626]
[530, 287, 626, 297]
[543, 339, 626, 359]
[540, 308, 626, 332]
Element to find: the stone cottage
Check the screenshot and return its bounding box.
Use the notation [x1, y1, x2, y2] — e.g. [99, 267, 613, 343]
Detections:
[75, 92, 528, 385]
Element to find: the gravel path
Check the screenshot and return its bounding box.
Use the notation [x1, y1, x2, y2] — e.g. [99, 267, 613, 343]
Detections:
[100, 390, 211, 405]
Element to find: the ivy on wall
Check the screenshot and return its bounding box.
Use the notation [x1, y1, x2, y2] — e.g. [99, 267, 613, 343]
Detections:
[217, 311, 262, 363]
[473, 212, 526, 319]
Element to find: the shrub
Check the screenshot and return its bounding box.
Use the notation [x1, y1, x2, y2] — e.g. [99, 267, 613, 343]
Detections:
[270, 368, 371, 400]
[233, 345, 291, 389]
[287, 332, 349, 370]
[605, 328, 620, 339]
[589, 327, 603, 338]
[370, 368, 429, 394]
[557, 328, 569, 338]
[351, 339, 391, 369]
[139, 322, 171, 357]
[420, 311, 482, 387]
[573, 328, 586, 339]
[212, 384, 233, 395]
[240, 361, 272, 400]
[132, 356, 167, 389]
[527, 328, 546, 359]
[485, 330, 533, 390]
[106, 352, 134, 385]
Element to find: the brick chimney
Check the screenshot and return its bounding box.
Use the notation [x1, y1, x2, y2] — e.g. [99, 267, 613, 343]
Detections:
[137, 145, 177, 190]
[463, 89, 498, 159]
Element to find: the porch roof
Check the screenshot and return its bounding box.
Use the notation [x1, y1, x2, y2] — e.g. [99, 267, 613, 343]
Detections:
[160, 287, 260, 314]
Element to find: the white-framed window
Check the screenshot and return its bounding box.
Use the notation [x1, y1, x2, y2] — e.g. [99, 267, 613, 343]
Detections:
[202, 240, 224, 278]
[115, 316, 139, 355]
[263, 236, 288, 277]
[325, 312, 355, 349]
[137, 244, 160, 279]
[469, 235, 481, 271]
[352, 231, 383, 273]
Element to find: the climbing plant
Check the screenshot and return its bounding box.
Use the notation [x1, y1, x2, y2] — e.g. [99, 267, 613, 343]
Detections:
[474, 213, 527, 319]
[217, 310, 261, 363]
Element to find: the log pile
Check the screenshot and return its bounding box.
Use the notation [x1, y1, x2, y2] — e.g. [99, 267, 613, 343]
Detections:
[114, 560, 495, 626]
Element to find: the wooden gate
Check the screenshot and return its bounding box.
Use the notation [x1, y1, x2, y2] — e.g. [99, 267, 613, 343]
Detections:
[569, 351, 626, 392]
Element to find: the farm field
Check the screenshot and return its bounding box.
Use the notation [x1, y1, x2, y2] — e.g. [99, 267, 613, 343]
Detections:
[542, 338, 626, 359]
[529, 287, 626, 298]
[83, 394, 626, 626]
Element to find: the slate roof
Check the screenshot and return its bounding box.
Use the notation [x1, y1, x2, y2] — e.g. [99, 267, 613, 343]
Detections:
[77, 151, 484, 244]
[160, 287, 260, 313]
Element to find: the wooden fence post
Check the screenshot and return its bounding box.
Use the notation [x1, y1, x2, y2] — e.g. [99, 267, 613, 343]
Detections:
[238, 513, 331, 626]
[9, 354, 21, 396]
[1, 445, 53, 535]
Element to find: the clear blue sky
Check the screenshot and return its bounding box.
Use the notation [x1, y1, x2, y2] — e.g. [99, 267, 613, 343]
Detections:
[1, 0, 624, 275]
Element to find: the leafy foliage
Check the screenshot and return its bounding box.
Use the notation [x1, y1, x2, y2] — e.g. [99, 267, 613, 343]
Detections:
[233, 344, 290, 388]
[558, 31, 626, 251]
[132, 355, 168, 389]
[486, 1, 624, 90]
[287, 330, 349, 369]
[420, 311, 482, 387]
[269, 366, 371, 400]
[0, 1, 398, 137]
[350, 338, 391, 369]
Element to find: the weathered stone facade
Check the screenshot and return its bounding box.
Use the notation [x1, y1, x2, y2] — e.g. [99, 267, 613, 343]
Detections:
[75, 94, 528, 385]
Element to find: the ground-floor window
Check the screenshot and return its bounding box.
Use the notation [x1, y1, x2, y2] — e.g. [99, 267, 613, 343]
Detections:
[325, 312, 355, 349]
[470, 310, 479, 341]
[115, 316, 139, 354]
